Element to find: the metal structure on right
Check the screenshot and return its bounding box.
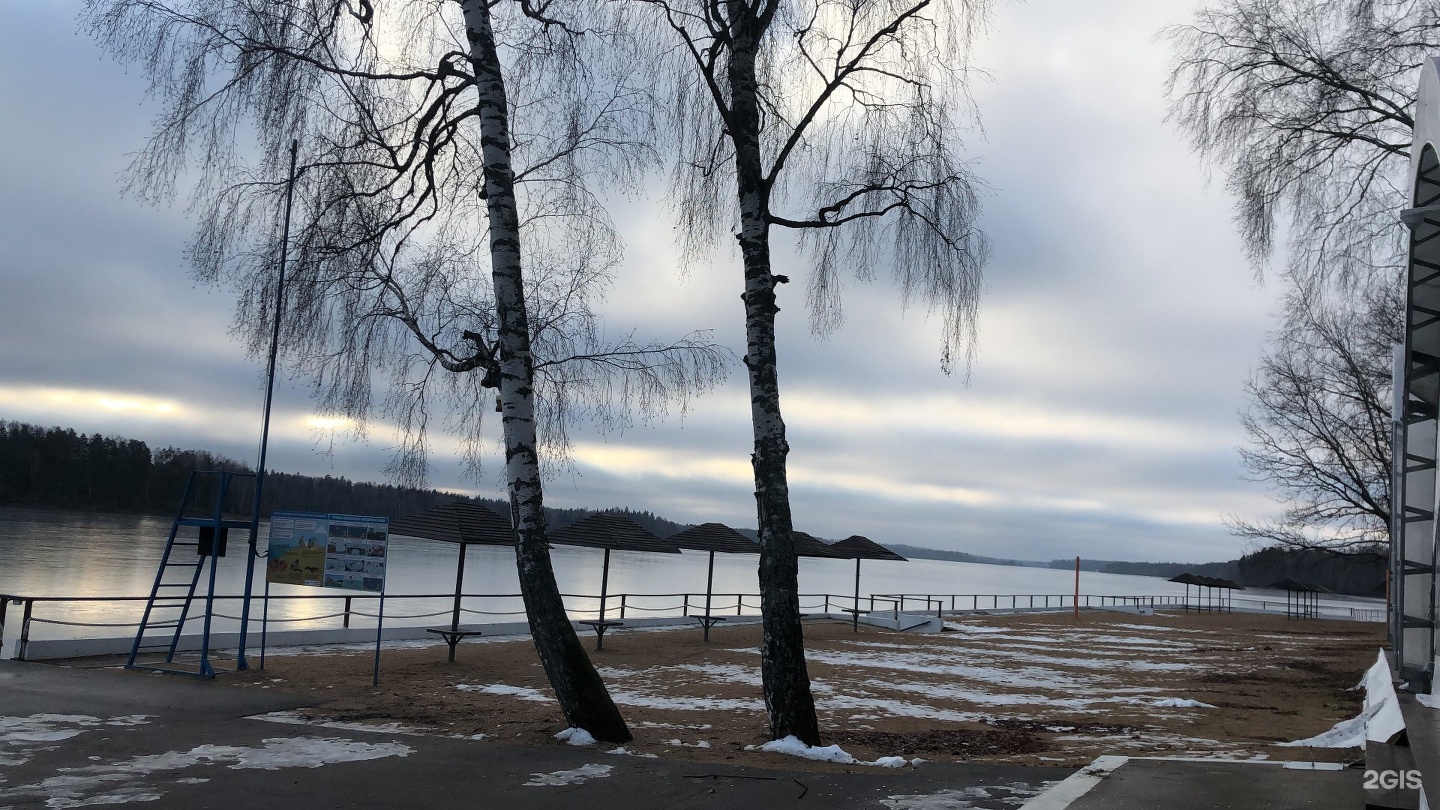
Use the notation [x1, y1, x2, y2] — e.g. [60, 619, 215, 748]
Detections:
[1395, 56, 1440, 689]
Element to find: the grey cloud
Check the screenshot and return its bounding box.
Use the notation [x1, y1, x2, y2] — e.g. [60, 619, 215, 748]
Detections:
[0, 0, 1290, 566]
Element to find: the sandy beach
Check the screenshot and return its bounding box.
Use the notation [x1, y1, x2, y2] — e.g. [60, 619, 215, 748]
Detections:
[218, 609, 1382, 773]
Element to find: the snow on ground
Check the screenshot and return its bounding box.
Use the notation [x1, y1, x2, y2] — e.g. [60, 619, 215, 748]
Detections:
[748, 735, 915, 766]
[421, 614, 1362, 764]
[605, 746, 659, 758]
[745, 736, 915, 767]
[523, 763, 612, 786]
[941, 622, 1009, 634]
[880, 781, 1058, 809]
[0, 737, 411, 807]
[454, 681, 762, 712]
[455, 683, 551, 702]
[1278, 702, 1379, 748]
[555, 727, 597, 746]
[632, 721, 712, 730]
[248, 710, 435, 736]
[1108, 623, 1204, 634]
[458, 618, 1283, 740]
[0, 714, 153, 767]
[607, 689, 764, 712]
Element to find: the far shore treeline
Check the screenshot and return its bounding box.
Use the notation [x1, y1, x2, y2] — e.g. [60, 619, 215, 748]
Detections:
[0, 419, 1385, 595]
[0, 420, 686, 537]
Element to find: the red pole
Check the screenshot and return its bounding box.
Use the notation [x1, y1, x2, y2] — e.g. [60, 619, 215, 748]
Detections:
[1073, 556, 1080, 619]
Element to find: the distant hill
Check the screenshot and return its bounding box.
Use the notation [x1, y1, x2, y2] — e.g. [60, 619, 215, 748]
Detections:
[893, 542, 1382, 598]
[885, 544, 1050, 569]
[1048, 558, 1240, 579]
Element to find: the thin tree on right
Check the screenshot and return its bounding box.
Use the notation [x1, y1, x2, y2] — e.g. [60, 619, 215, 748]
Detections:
[1163, 0, 1436, 555]
[633, 0, 992, 744]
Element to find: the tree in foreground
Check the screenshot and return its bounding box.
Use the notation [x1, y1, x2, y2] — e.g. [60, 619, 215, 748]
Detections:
[1164, 0, 1434, 552]
[85, 0, 729, 742]
[632, 0, 991, 743]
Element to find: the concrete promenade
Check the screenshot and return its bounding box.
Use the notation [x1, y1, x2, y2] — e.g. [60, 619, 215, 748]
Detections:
[0, 658, 1070, 809]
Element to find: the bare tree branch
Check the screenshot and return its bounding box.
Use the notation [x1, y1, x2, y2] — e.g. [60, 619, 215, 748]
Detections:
[1163, 0, 1433, 285]
[1228, 272, 1401, 552]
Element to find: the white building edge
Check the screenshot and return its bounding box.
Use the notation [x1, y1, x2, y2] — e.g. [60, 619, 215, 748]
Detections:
[1367, 52, 1440, 810]
[1396, 55, 1440, 688]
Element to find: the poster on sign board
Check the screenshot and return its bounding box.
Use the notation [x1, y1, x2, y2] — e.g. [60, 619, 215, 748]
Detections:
[266, 511, 389, 592]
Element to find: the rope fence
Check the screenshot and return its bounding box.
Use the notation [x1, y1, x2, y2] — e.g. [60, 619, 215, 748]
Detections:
[0, 586, 1385, 662]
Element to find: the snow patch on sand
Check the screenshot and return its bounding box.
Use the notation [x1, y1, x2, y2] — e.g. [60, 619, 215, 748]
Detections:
[1150, 698, 1216, 709]
[942, 622, 1008, 634]
[745, 736, 911, 767]
[555, 728, 597, 746]
[455, 683, 551, 702]
[605, 746, 658, 758]
[609, 690, 763, 712]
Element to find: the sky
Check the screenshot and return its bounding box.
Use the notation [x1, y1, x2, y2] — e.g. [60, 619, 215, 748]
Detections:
[0, 0, 1289, 564]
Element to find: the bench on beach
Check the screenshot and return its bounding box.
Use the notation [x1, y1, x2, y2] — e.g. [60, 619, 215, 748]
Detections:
[576, 619, 623, 650]
[840, 607, 871, 632]
[426, 625, 485, 662]
[690, 613, 726, 642]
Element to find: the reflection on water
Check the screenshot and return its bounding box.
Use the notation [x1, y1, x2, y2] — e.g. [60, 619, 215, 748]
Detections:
[0, 506, 1380, 642]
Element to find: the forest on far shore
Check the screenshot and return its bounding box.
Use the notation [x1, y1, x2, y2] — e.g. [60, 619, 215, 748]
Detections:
[0, 420, 686, 537]
[0, 419, 1388, 596]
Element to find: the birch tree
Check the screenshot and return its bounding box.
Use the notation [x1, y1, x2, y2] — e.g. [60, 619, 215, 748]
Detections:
[631, 0, 991, 743]
[84, 0, 728, 743]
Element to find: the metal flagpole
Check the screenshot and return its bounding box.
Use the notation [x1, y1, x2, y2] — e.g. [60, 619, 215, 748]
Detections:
[238, 139, 300, 670]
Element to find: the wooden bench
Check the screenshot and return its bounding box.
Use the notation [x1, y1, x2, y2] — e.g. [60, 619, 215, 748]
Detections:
[690, 614, 727, 642]
[576, 619, 623, 650]
[426, 625, 485, 662]
[840, 607, 871, 632]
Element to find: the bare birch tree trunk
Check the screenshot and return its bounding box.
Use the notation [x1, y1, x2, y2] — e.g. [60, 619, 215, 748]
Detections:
[728, 25, 822, 746]
[460, 0, 631, 744]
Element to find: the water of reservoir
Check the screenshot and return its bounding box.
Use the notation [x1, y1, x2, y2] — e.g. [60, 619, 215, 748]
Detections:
[0, 506, 1382, 642]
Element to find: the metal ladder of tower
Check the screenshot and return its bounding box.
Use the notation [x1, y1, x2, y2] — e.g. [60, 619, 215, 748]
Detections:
[125, 470, 258, 678]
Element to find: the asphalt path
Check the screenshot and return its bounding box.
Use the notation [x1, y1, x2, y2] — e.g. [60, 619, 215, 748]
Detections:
[0, 659, 1071, 809]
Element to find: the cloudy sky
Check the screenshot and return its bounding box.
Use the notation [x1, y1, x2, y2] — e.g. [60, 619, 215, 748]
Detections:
[0, 0, 1288, 563]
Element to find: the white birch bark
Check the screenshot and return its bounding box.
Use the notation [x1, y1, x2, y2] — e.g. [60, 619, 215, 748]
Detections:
[727, 18, 823, 746]
[458, 0, 631, 743]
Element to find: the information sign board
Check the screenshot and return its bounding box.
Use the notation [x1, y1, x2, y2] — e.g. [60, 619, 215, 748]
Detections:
[265, 511, 389, 592]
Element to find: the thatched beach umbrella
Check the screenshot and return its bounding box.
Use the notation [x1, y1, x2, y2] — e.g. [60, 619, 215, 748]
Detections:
[790, 530, 847, 559]
[665, 523, 759, 640]
[1267, 577, 1325, 619]
[1169, 573, 1243, 613]
[548, 513, 680, 623]
[827, 535, 907, 631]
[390, 501, 514, 641]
